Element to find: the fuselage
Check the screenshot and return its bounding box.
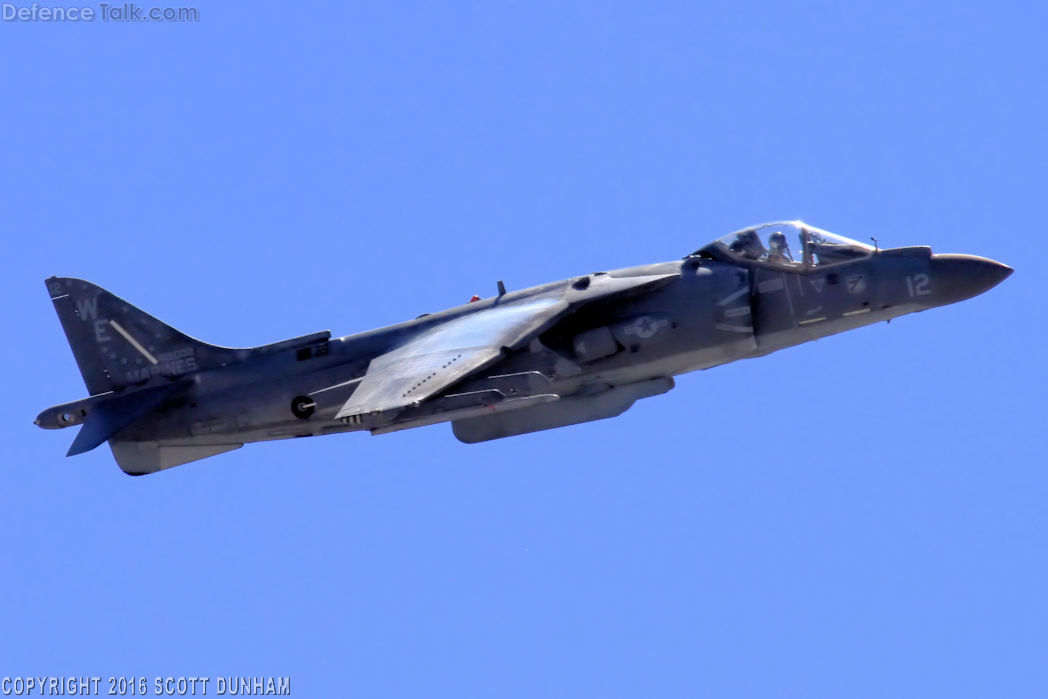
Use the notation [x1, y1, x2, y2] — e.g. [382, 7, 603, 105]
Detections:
[110, 243, 1009, 448]
[36, 222, 1011, 474]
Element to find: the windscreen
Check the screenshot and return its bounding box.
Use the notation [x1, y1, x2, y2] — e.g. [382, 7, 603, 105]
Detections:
[693, 221, 874, 269]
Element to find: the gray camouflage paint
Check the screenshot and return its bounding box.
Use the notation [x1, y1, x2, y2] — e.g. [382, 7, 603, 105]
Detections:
[35, 222, 1011, 475]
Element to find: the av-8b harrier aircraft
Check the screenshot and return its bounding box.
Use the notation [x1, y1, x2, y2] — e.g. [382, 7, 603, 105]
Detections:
[36, 222, 1011, 475]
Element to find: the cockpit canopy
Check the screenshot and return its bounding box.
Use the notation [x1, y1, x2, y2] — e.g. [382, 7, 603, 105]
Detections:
[691, 221, 875, 270]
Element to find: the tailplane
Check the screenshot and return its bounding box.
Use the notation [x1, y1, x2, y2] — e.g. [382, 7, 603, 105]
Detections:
[41, 277, 331, 473]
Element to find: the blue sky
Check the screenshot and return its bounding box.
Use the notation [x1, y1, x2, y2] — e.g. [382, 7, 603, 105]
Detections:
[1, 2, 1045, 696]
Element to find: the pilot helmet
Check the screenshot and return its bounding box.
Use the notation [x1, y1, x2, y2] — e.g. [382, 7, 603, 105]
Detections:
[769, 231, 788, 250]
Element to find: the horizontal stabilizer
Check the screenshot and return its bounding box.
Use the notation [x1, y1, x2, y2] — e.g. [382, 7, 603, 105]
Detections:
[66, 382, 190, 456]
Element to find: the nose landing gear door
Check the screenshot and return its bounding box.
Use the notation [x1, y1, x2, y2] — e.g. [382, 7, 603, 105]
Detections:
[711, 264, 757, 354]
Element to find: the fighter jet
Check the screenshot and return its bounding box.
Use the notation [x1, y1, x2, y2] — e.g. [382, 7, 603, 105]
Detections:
[36, 221, 1011, 475]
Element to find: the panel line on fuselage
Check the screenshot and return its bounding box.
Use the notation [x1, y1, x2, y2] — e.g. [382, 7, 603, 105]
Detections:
[779, 272, 797, 322]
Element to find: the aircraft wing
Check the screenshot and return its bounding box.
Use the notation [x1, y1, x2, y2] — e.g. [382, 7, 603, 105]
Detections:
[334, 296, 569, 420]
[334, 272, 678, 422]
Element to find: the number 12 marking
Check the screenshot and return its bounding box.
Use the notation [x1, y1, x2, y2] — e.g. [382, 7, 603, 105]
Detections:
[906, 273, 931, 297]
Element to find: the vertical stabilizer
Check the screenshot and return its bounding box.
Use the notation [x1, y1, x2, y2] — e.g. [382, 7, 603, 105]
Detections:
[45, 277, 240, 394]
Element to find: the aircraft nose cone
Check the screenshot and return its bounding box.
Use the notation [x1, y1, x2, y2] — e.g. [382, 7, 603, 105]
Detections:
[929, 254, 1012, 306]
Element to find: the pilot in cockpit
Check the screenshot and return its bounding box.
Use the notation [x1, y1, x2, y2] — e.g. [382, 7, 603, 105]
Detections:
[767, 231, 794, 265]
[729, 230, 765, 260]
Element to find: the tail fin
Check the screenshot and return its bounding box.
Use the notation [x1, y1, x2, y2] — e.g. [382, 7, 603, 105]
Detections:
[46, 277, 241, 394]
